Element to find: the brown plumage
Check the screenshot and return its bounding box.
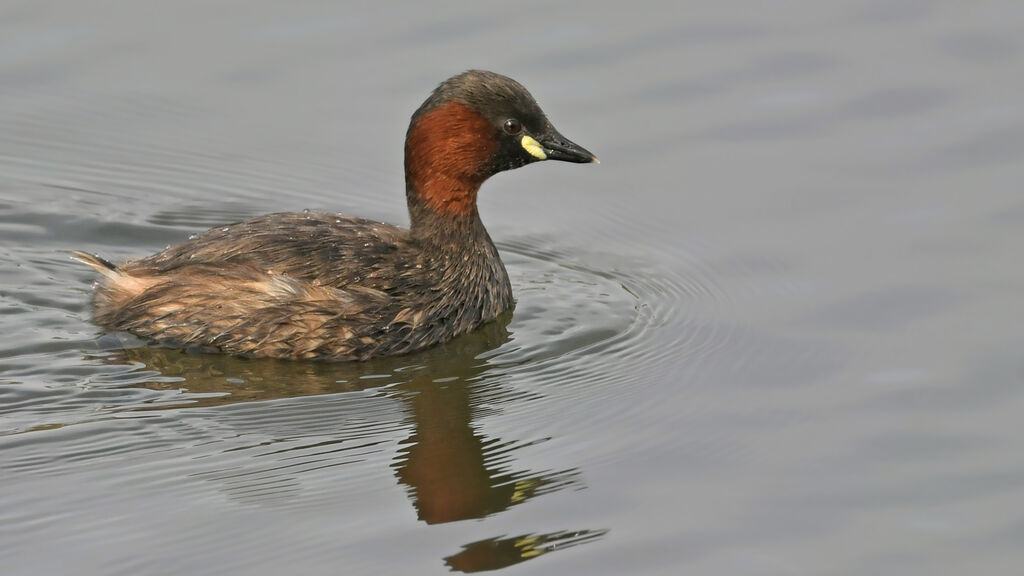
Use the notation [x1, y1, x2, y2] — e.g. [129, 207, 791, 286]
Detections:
[73, 70, 597, 361]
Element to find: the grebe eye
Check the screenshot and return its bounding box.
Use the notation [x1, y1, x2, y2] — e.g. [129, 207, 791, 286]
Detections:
[503, 118, 522, 135]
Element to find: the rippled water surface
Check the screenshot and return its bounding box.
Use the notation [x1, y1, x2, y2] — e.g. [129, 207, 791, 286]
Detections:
[3, 2, 1024, 574]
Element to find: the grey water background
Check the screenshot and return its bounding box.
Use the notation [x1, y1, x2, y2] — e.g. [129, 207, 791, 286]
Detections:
[2, 1, 1023, 574]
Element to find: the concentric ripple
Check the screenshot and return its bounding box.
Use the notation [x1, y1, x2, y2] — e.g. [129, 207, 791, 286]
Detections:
[493, 237, 739, 396]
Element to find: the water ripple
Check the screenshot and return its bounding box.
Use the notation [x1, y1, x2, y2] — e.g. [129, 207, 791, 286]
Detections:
[494, 237, 739, 406]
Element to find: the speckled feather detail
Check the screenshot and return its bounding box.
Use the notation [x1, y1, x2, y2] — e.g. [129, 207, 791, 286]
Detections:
[74, 71, 594, 361]
[81, 212, 512, 360]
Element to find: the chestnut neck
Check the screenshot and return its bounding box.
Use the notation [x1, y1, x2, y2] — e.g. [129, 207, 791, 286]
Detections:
[404, 100, 497, 242]
[406, 196, 488, 247]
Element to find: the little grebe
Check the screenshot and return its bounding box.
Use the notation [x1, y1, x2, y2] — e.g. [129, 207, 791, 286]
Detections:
[73, 70, 596, 360]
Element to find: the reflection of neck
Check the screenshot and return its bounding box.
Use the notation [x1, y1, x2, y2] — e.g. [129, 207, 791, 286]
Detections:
[395, 381, 494, 524]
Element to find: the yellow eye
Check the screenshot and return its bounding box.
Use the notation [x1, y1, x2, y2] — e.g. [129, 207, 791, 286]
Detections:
[503, 118, 522, 135]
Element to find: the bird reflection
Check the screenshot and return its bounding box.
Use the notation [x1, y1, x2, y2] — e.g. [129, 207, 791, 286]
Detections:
[98, 315, 606, 571]
[391, 358, 581, 525]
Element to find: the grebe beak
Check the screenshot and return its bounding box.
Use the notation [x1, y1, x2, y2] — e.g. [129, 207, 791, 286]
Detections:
[521, 129, 599, 164]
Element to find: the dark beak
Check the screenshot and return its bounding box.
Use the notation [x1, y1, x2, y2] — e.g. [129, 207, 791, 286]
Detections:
[540, 129, 599, 164]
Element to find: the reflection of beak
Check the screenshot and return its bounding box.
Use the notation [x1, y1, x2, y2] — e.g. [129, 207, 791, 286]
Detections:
[521, 130, 599, 163]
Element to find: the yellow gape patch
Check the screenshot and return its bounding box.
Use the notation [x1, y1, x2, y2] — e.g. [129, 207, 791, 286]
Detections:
[520, 135, 547, 160]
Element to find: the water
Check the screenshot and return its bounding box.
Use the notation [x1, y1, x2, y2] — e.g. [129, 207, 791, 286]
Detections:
[2, 1, 1023, 574]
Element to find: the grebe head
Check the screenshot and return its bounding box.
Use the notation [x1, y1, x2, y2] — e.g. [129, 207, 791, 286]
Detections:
[404, 70, 596, 218]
